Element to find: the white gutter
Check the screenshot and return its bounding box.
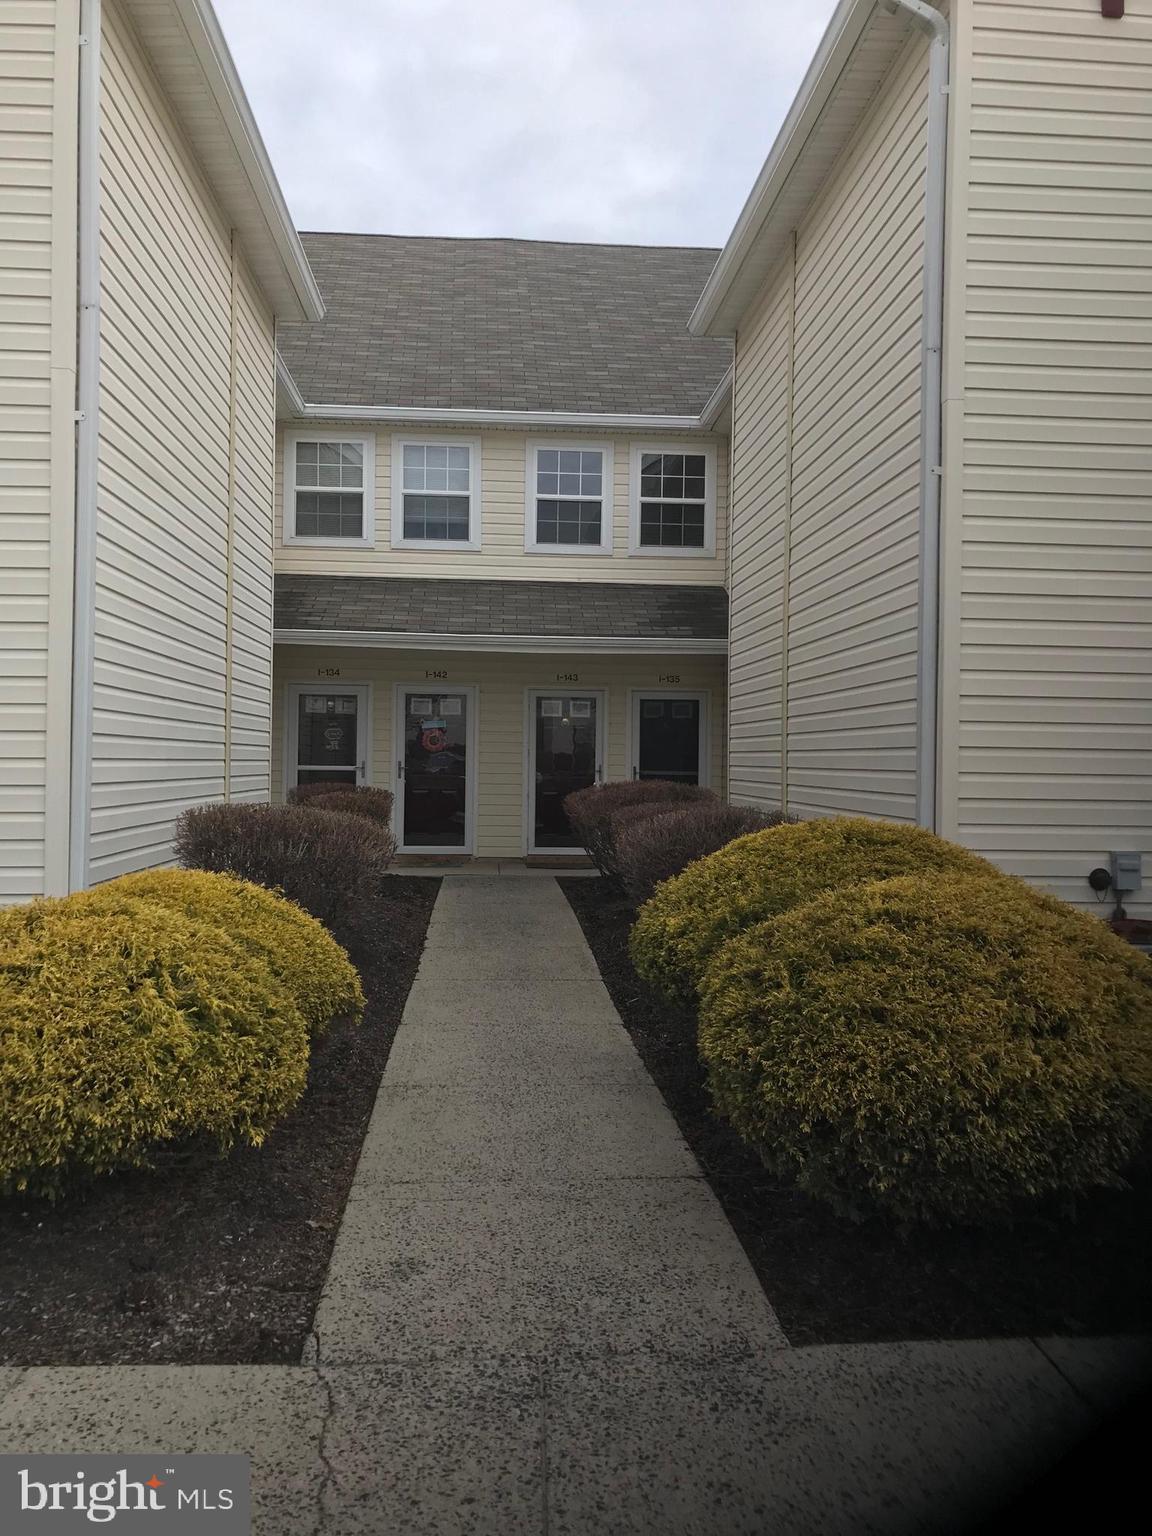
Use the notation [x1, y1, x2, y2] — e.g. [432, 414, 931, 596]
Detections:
[699, 365, 734, 430]
[168, 0, 324, 321]
[275, 347, 725, 434]
[273, 629, 727, 657]
[690, 0, 874, 337]
[69, 0, 101, 891]
[889, 0, 949, 831]
[283, 400, 710, 432]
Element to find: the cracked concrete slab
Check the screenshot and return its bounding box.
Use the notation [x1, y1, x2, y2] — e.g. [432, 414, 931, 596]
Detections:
[313, 1179, 784, 1364]
[317, 1359, 543, 1533]
[0, 1367, 328, 1535]
[1033, 1334, 1152, 1410]
[542, 1340, 1096, 1536]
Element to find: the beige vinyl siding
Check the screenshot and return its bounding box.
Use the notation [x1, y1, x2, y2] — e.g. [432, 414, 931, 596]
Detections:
[727, 29, 929, 823]
[941, 0, 1152, 913]
[727, 262, 791, 809]
[272, 646, 726, 858]
[227, 258, 276, 803]
[88, 0, 274, 882]
[274, 424, 729, 586]
[0, 0, 76, 901]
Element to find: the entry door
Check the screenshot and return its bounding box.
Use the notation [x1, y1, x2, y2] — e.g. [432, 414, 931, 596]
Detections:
[528, 690, 605, 852]
[631, 691, 708, 786]
[395, 686, 475, 853]
[288, 685, 370, 790]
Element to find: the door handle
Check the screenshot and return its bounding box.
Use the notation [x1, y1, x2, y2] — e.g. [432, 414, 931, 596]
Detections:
[596, 763, 603, 783]
[631, 765, 638, 780]
[397, 760, 404, 780]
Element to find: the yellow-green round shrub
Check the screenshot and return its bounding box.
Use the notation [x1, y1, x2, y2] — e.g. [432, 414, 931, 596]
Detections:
[699, 873, 1152, 1226]
[97, 869, 363, 1033]
[630, 816, 1004, 1001]
[0, 897, 311, 1196]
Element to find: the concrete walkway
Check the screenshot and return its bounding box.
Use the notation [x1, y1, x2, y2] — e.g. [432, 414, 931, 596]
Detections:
[1, 874, 1147, 1534]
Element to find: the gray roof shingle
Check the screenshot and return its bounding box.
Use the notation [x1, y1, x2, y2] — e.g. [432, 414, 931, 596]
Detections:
[278, 234, 731, 415]
[274, 575, 728, 643]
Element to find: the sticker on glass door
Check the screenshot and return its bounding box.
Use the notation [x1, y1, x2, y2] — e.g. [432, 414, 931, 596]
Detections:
[399, 692, 470, 849]
[531, 694, 600, 850]
[294, 692, 362, 790]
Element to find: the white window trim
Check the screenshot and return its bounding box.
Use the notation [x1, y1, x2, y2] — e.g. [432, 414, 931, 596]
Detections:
[391, 434, 483, 551]
[284, 431, 376, 548]
[523, 439, 614, 555]
[628, 442, 717, 558]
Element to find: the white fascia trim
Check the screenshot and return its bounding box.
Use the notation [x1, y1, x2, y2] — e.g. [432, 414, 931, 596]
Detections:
[161, 0, 324, 320]
[689, 0, 874, 337]
[274, 629, 727, 656]
[276, 351, 306, 414]
[284, 402, 710, 431]
[699, 365, 734, 428]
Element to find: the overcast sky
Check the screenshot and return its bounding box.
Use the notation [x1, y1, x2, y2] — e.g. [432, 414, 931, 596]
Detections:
[214, 0, 839, 250]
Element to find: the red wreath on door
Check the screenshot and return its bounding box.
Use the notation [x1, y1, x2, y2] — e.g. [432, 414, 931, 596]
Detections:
[421, 727, 448, 753]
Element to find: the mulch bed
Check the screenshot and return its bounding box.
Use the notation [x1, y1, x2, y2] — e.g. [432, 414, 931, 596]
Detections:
[561, 877, 1152, 1346]
[0, 877, 439, 1366]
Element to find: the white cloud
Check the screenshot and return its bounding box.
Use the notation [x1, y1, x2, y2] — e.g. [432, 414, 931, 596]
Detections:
[215, 0, 839, 246]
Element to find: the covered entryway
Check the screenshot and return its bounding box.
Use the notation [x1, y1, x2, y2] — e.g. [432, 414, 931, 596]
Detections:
[272, 575, 728, 859]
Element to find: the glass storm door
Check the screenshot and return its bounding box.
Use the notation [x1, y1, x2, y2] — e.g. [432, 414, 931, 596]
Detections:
[633, 694, 704, 785]
[399, 691, 470, 850]
[532, 694, 602, 850]
[294, 690, 365, 789]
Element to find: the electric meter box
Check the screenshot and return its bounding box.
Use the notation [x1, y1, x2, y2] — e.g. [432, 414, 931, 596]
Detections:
[1111, 852, 1143, 894]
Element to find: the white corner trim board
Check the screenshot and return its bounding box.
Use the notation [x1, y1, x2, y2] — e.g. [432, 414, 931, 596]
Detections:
[273, 630, 728, 656]
[889, 0, 950, 833]
[69, 0, 102, 892]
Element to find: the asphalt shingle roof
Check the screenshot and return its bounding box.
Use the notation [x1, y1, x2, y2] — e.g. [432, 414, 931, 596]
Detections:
[274, 575, 728, 643]
[278, 234, 732, 415]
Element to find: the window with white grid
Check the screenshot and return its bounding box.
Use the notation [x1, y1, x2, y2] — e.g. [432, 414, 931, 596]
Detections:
[393, 439, 480, 548]
[288, 437, 373, 543]
[526, 443, 612, 553]
[629, 444, 716, 556]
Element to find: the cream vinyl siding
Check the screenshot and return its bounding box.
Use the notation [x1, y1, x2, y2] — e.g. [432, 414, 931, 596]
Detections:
[274, 424, 729, 586]
[728, 265, 791, 809]
[88, 0, 274, 881]
[227, 259, 276, 802]
[727, 29, 929, 823]
[272, 646, 726, 858]
[0, 0, 76, 901]
[940, 0, 1152, 913]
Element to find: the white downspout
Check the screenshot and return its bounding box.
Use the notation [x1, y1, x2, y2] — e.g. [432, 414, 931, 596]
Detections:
[888, 0, 949, 830]
[69, 0, 101, 889]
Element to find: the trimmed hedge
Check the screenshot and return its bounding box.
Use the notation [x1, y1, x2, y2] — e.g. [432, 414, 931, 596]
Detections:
[699, 873, 1152, 1225]
[304, 787, 394, 827]
[175, 803, 394, 951]
[96, 869, 363, 1033]
[615, 800, 790, 906]
[287, 780, 356, 804]
[0, 897, 310, 1196]
[630, 816, 1003, 1001]
[564, 780, 716, 879]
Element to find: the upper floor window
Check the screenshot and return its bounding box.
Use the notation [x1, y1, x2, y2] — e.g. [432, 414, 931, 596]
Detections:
[285, 434, 374, 546]
[392, 436, 481, 550]
[525, 442, 613, 554]
[630, 445, 716, 556]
